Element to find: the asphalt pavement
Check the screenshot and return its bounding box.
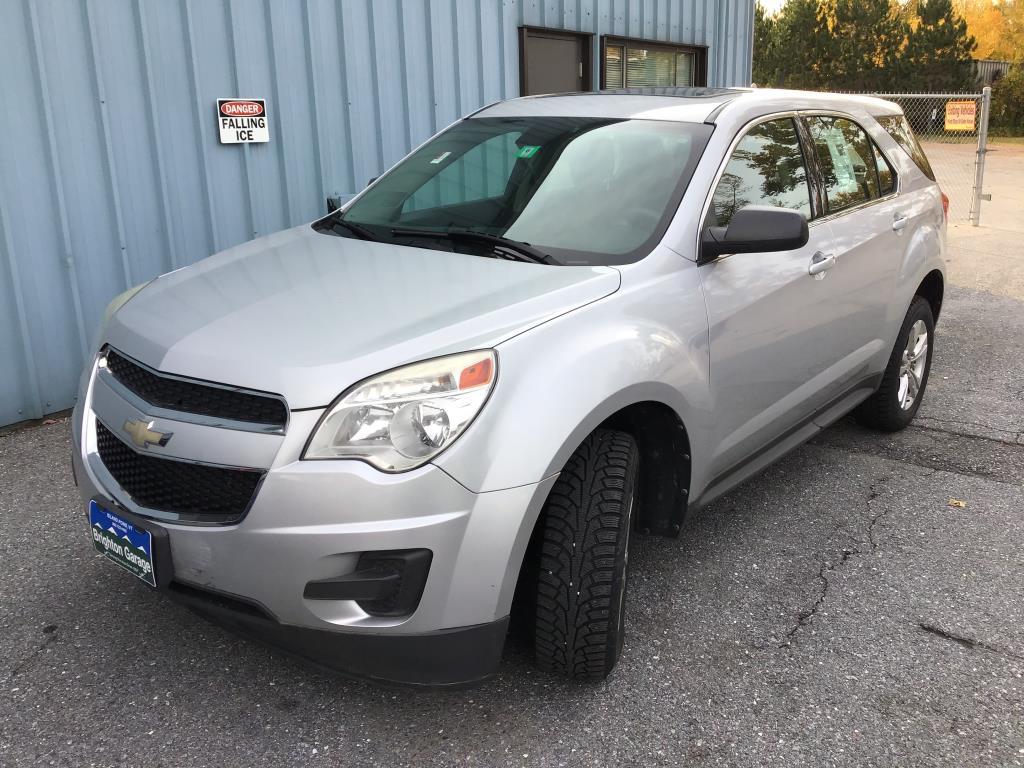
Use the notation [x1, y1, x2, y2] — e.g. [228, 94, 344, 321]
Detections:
[2, 288, 1022, 766]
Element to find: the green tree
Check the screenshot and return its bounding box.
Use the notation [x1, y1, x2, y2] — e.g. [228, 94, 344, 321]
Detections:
[991, 65, 1024, 135]
[772, 0, 832, 88]
[818, 0, 909, 91]
[753, 0, 991, 94]
[903, 0, 977, 91]
[752, 2, 780, 86]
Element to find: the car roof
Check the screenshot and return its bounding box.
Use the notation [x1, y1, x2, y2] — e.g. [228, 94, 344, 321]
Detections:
[472, 88, 903, 124]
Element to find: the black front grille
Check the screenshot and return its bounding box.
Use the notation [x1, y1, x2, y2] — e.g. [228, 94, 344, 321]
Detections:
[105, 349, 287, 429]
[96, 420, 264, 524]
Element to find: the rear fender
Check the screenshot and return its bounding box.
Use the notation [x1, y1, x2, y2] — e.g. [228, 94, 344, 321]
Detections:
[886, 186, 945, 353]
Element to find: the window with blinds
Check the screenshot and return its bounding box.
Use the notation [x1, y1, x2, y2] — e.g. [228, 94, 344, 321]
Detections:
[601, 37, 703, 89]
[606, 44, 624, 88]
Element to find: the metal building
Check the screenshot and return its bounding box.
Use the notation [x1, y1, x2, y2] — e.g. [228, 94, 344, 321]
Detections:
[974, 58, 1013, 87]
[0, 0, 755, 427]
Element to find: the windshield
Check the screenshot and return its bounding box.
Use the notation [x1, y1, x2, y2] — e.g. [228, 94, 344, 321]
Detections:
[318, 116, 713, 266]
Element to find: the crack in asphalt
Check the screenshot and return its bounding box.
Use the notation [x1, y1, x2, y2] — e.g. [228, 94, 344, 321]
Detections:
[915, 415, 1020, 438]
[818, 438, 1023, 487]
[918, 623, 1024, 663]
[2, 625, 58, 684]
[911, 421, 1024, 448]
[778, 552, 850, 647]
[778, 472, 935, 648]
[865, 485, 889, 552]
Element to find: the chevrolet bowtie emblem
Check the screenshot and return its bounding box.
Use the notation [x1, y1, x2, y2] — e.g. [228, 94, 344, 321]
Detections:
[122, 419, 173, 449]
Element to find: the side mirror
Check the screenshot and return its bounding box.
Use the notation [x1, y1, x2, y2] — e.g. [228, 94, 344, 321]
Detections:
[701, 205, 809, 262]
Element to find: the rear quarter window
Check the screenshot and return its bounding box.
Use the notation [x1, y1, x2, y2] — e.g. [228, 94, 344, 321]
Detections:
[871, 142, 896, 196]
[877, 115, 935, 181]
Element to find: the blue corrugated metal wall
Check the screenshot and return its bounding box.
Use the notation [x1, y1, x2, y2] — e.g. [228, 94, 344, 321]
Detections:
[0, 0, 754, 426]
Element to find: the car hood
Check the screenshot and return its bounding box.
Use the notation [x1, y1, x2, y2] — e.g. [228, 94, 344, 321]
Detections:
[105, 225, 620, 409]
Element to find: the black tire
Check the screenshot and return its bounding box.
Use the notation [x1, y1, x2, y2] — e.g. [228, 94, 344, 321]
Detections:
[532, 428, 639, 680]
[855, 296, 935, 432]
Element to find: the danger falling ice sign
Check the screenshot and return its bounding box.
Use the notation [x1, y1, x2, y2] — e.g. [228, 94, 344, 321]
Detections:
[217, 98, 269, 144]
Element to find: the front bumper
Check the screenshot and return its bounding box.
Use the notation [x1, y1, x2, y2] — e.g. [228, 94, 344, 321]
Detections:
[71, 377, 555, 685]
[168, 579, 509, 687]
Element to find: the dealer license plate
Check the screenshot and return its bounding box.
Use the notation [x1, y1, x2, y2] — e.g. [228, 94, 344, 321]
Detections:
[88, 500, 157, 587]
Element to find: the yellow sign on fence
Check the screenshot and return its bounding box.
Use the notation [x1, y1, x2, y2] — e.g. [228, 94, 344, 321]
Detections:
[944, 101, 976, 131]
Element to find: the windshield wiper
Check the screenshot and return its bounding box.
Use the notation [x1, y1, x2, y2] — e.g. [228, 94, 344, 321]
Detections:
[390, 227, 556, 265]
[322, 214, 382, 243]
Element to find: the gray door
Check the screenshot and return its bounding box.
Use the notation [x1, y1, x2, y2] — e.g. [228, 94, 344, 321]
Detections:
[803, 115, 903, 375]
[699, 117, 849, 480]
[519, 28, 591, 96]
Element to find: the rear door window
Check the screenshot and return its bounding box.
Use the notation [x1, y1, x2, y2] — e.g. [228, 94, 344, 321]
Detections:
[877, 115, 936, 181]
[709, 117, 812, 227]
[806, 116, 880, 213]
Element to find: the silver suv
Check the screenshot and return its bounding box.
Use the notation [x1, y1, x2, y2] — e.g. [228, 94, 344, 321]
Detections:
[72, 88, 945, 686]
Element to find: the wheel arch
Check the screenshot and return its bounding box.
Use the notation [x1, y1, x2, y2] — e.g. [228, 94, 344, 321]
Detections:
[535, 383, 697, 538]
[508, 396, 693, 639]
[915, 268, 944, 324]
[598, 400, 692, 537]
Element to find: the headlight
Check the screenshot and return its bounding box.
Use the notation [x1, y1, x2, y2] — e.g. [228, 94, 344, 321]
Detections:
[303, 350, 496, 471]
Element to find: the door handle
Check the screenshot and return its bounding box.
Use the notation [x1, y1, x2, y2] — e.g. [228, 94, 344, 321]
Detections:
[808, 251, 835, 276]
[892, 213, 908, 231]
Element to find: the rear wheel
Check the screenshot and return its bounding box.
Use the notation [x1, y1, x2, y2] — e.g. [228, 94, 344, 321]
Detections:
[532, 429, 639, 680]
[855, 296, 934, 432]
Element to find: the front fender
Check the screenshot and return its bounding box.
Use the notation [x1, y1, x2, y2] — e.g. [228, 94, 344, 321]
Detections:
[433, 254, 712, 496]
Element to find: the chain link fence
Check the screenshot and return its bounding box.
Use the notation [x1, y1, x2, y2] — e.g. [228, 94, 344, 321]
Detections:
[852, 90, 992, 224]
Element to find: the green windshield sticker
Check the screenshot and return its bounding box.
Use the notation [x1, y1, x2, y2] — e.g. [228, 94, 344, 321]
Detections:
[516, 145, 540, 159]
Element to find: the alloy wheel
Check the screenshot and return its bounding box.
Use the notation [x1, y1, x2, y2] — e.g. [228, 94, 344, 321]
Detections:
[898, 319, 929, 410]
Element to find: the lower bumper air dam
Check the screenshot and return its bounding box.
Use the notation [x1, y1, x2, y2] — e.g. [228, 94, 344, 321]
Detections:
[166, 580, 509, 688]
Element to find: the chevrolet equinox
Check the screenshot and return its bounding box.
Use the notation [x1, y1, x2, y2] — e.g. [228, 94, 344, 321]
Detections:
[72, 88, 946, 686]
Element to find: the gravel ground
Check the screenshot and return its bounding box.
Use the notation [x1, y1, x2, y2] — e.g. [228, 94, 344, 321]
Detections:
[1, 284, 1022, 768]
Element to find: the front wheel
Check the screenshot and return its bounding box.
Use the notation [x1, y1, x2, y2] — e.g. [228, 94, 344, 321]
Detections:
[532, 429, 639, 680]
[855, 296, 935, 432]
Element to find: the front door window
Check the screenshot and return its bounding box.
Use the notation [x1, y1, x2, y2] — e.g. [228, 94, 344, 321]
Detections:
[709, 118, 813, 227]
